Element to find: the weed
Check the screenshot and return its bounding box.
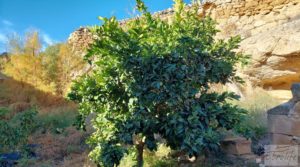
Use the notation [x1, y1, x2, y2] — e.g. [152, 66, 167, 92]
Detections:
[36, 106, 77, 134]
[234, 88, 280, 139]
[119, 144, 176, 167]
[0, 107, 10, 118]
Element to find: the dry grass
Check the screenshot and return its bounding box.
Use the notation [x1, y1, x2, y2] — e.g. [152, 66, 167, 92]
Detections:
[27, 127, 89, 166]
[7, 102, 32, 117]
[61, 152, 96, 167]
[235, 87, 281, 129]
[0, 75, 71, 109]
[0, 72, 90, 167]
[210, 81, 281, 129]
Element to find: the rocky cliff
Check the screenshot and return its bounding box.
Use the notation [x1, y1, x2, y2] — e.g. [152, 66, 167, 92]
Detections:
[68, 0, 300, 90]
[221, 0, 300, 90]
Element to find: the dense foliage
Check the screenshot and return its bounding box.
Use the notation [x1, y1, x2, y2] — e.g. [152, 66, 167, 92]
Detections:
[69, 0, 248, 166]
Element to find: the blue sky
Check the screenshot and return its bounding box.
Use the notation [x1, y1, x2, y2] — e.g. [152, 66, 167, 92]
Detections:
[0, 0, 191, 52]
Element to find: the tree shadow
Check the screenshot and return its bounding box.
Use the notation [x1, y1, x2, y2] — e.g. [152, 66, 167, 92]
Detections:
[0, 72, 73, 109]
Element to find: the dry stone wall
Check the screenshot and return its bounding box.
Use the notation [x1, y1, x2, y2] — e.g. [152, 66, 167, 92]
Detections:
[212, 0, 297, 18]
[68, 0, 300, 90]
[68, 27, 94, 56]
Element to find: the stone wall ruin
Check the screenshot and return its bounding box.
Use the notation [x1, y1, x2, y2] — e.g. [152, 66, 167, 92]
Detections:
[68, 0, 300, 90]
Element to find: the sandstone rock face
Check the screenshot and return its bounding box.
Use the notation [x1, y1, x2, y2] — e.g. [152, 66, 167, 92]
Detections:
[268, 83, 300, 145]
[68, 0, 300, 90]
[237, 4, 300, 90]
[207, 0, 300, 90]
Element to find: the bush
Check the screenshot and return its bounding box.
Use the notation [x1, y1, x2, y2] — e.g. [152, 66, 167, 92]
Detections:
[0, 108, 37, 153]
[69, 0, 248, 166]
[36, 106, 77, 134]
[0, 107, 10, 119]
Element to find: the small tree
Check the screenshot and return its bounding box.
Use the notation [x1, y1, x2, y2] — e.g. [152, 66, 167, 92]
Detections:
[68, 0, 248, 166]
[4, 31, 47, 90]
[42, 43, 85, 95]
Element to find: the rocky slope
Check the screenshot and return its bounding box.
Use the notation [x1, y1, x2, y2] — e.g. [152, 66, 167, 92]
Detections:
[68, 0, 300, 91]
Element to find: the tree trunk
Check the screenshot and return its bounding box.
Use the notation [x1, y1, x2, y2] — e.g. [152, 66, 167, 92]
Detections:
[136, 142, 144, 167]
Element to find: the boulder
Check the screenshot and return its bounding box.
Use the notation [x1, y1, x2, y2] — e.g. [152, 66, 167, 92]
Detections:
[267, 101, 293, 115]
[221, 137, 252, 155]
[291, 83, 300, 101]
[268, 114, 300, 136]
[290, 101, 300, 117]
[270, 133, 299, 145]
[268, 82, 300, 145]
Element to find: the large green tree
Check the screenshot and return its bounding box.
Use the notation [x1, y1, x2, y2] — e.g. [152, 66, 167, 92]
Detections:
[69, 0, 248, 166]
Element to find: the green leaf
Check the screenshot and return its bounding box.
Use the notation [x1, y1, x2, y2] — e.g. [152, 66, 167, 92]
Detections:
[68, 0, 249, 165]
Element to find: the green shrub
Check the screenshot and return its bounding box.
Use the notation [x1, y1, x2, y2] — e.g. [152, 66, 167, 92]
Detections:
[68, 0, 248, 166]
[0, 107, 10, 118]
[0, 108, 37, 153]
[36, 107, 77, 134]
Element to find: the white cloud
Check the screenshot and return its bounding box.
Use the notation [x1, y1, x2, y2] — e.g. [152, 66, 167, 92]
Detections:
[0, 33, 7, 43]
[0, 26, 58, 52]
[41, 33, 56, 46]
[0, 33, 7, 52]
[2, 20, 13, 26]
